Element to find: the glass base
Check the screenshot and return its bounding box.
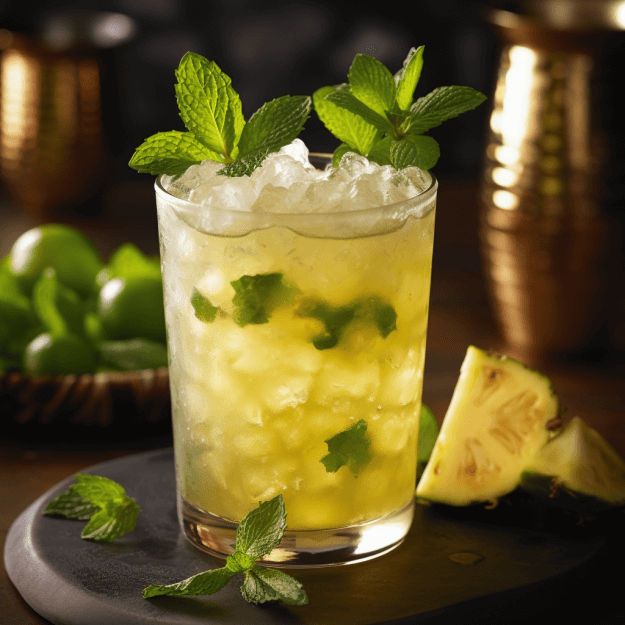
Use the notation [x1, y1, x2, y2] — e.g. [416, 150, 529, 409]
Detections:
[180, 498, 414, 567]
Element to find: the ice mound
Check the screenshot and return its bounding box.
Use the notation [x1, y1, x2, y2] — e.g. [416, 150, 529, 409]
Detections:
[162, 139, 431, 215]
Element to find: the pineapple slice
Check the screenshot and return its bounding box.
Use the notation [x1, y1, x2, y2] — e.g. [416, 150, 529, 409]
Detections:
[417, 346, 558, 505]
[522, 417, 625, 507]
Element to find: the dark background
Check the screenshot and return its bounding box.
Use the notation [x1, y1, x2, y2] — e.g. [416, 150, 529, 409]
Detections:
[0, 0, 497, 180]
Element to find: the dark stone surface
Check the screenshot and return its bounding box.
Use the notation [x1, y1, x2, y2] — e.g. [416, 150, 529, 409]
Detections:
[4, 449, 607, 625]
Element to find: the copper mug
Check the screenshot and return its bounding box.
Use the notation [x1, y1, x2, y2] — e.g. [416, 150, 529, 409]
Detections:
[481, 1, 625, 358]
[0, 11, 135, 215]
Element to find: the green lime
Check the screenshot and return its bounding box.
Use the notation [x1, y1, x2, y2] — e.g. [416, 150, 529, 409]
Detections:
[10, 224, 103, 296]
[97, 276, 166, 342]
[23, 332, 96, 376]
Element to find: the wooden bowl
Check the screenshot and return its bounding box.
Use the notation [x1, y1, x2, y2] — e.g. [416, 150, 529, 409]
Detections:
[0, 368, 171, 439]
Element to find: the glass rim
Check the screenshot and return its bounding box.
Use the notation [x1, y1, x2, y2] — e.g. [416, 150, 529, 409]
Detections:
[154, 153, 438, 224]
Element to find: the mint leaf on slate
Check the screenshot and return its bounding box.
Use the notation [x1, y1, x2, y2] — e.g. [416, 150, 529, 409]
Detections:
[315, 46, 485, 170]
[129, 131, 217, 176]
[321, 419, 372, 476]
[143, 494, 308, 607]
[394, 46, 425, 111]
[404, 85, 487, 134]
[348, 54, 396, 116]
[241, 566, 308, 606]
[175, 52, 244, 159]
[191, 288, 219, 323]
[44, 473, 140, 543]
[235, 495, 286, 559]
[390, 135, 440, 170]
[144, 568, 236, 599]
[231, 273, 296, 326]
[314, 86, 378, 156]
[44, 489, 98, 521]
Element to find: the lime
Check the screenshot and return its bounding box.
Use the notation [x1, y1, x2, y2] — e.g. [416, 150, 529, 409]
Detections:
[23, 332, 96, 376]
[10, 224, 103, 296]
[97, 276, 166, 342]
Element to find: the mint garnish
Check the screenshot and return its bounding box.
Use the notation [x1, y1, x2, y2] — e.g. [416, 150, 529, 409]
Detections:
[129, 52, 311, 178]
[44, 473, 140, 542]
[143, 495, 308, 606]
[191, 288, 219, 323]
[314, 46, 486, 170]
[231, 273, 296, 326]
[321, 419, 372, 476]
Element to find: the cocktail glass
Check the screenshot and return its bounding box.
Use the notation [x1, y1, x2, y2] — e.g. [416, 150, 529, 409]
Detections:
[156, 156, 437, 566]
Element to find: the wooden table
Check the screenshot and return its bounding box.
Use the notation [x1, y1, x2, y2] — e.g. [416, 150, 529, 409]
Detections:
[1, 179, 624, 624]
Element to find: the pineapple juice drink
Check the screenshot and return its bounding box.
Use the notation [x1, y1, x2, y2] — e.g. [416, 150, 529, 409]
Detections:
[156, 141, 437, 564]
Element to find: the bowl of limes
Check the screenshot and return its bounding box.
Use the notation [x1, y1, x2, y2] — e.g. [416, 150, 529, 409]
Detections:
[0, 224, 170, 435]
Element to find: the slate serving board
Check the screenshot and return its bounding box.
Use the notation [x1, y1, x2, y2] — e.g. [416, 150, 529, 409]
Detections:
[4, 449, 607, 625]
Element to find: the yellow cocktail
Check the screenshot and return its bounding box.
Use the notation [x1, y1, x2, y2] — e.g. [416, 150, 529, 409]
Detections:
[157, 150, 437, 564]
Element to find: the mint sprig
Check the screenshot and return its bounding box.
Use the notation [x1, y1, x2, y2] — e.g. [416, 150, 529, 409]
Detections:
[44, 474, 140, 542]
[129, 52, 311, 178]
[314, 46, 486, 170]
[321, 419, 372, 476]
[144, 495, 308, 606]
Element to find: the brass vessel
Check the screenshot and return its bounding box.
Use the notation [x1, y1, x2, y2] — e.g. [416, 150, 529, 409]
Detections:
[481, 1, 625, 357]
[0, 12, 135, 215]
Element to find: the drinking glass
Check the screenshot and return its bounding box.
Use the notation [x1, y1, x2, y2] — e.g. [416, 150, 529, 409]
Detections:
[156, 157, 437, 566]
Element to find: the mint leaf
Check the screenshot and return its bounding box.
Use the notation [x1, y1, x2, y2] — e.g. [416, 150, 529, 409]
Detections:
[367, 136, 393, 165]
[33, 269, 85, 337]
[314, 86, 378, 155]
[331, 143, 352, 166]
[129, 131, 217, 175]
[297, 296, 397, 350]
[231, 273, 296, 326]
[418, 403, 439, 465]
[348, 54, 395, 116]
[72, 473, 127, 504]
[238, 95, 311, 158]
[395, 46, 424, 111]
[43, 473, 139, 542]
[99, 339, 168, 371]
[191, 288, 219, 323]
[81, 498, 139, 542]
[321, 419, 372, 476]
[296, 298, 355, 350]
[44, 489, 98, 520]
[355, 296, 397, 337]
[143, 495, 307, 607]
[219, 95, 311, 177]
[326, 89, 392, 134]
[405, 85, 487, 134]
[144, 567, 235, 599]
[235, 495, 286, 560]
[390, 135, 440, 170]
[241, 567, 308, 606]
[175, 52, 244, 158]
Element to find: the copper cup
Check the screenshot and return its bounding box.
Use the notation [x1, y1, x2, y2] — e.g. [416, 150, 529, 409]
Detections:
[0, 12, 135, 215]
[481, 2, 625, 357]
